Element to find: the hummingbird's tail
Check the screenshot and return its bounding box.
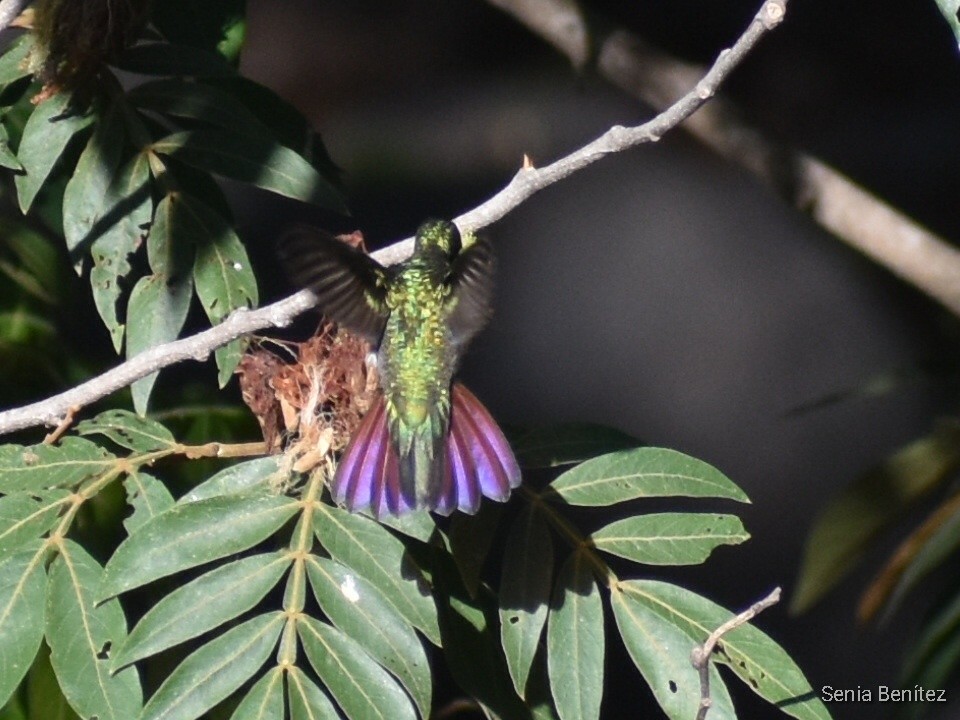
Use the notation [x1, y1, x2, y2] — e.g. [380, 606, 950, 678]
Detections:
[332, 383, 521, 517]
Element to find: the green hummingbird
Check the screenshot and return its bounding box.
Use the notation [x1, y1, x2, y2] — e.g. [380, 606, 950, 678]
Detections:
[280, 219, 521, 516]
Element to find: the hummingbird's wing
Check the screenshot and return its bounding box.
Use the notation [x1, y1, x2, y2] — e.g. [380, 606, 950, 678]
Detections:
[445, 236, 496, 349]
[278, 226, 390, 345]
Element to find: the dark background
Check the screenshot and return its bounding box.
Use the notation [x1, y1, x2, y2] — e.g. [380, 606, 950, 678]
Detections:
[235, 1, 958, 718]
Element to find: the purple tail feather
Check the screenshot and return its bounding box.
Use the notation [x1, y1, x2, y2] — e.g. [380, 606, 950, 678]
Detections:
[332, 384, 521, 517]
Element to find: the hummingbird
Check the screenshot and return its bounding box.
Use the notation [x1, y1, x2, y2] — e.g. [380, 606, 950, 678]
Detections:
[280, 219, 521, 517]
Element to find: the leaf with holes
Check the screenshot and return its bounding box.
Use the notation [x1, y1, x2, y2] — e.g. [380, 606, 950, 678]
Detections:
[618, 580, 831, 720]
[14, 93, 94, 214]
[76, 409, 177, 453]
[500, 505, 553, 698]
[298, 616, 418, 720]
[46, 540, 142, 720]
[121, 472, 175, 535]
[513, 423, 640, 468]
[100, 490, 300, 599]
[115, 551, 290, 669]
[0, 544, 47, 708]
[306, 555, 432, 718]
[0, 438, 116, 493]
[140, 612, 284, 720]
[548, 447, 749, 506]
[547, 552, 604, 720]
[314, 503, 440, 645]
[590, 513, 749, 566]
[0, 491, 69, 555]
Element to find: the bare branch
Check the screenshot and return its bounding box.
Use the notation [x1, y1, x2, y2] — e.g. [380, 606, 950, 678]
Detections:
[0, 0, 786, 437]
[0, 0, 28, 32]
[491, 0, 960, 319]
[690, 587, 782, 720]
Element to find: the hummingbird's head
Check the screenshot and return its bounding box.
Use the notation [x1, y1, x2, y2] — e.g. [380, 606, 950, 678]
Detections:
[414, 219, 462, 258]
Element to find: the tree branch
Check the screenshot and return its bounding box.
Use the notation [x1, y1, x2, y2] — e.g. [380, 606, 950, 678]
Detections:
[690, 587, 782, 720]
[0, 0, 786, 437]
[489, 0, 960, 319]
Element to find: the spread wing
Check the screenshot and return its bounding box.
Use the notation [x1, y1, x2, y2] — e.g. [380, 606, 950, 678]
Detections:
[445, 235, 496, 349]
[278, 225, 390, 345]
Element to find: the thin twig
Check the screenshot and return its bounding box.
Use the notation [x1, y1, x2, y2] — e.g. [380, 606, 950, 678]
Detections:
[42, 405, 79, 445]
[690, 587, 782, 720]
[490, 0, 960, 319]
[0, 0, 786, 438]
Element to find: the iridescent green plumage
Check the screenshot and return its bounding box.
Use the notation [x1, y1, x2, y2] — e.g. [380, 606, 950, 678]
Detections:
[281, 219, 509, 513]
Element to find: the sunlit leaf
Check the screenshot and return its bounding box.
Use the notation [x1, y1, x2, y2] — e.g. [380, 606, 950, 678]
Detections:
[513, 423, 639, 468]
[934, 0, 960, 47]
[179, 456, 282, 504]
[500, 505, 553, 698]
[26, 644, 81, 720]
[46, 540, 142, 720]
[121, 472, 175, 534]
[792, 422, 960, 613]
[0, 491, 68, 555]
[140, 612, 284, 720]
[376, 509, 436, 543]
[590, 513, 749, 566]
[152, 130, 346, 212]
[229, 665, 284, 720]
[0, 35, 35, 85]
[14, 93, 94, 214]
[619, 580, 831, 720]
[89, 151, 153, 352]
[0, 438, 116, 493]
[115, 551, 290, 669]
[287, 666, 339, 720]
[547, 551, 603, 720]
[314, 503, 440, 645]
[306, 555, 432, 717]
[100, 490, 299, 598]
[547, 447, 749, 506]
[0, 544, 47, 708]
[76, 409, 177, 453]
[298, 616, 418, 720]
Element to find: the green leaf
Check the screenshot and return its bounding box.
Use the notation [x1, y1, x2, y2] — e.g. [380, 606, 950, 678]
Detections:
[547, 552, 604, 720]
[0, 35, 35, 85]
[62, 101, 126, 266]
[186, 193, 258, 384]
[26, 644, 81, 720]
[0, 124, 21, 170]
[314, 503, 440, 645]
[115, 551, 290, 669]
[590, 513, 749, 566]
[376, 509, 436, 543]
[152, 130, 347, 212]
[514, 423, 640, 468]
[0, 491, 69, 556]
[229, 666, 284, 720]
[306, 555, 432, 718]
[128, 80, 272, 139]
[46, 540, 142, 720]
[76, 409, 178, 452]
[0, 438, 116, 493]
[128, 192, 198, 412]
[298, 616, 418, 720]
[14, 94, 94, 214]
[89, 151, 154, 352]
[792, 423, 960, 613]
[121, 472, 175, 534]
[935, 0, 960, 46]
[115, 43, 238, 77]
[902, 588, 960, 691]
[100, 490, 300, 598]
[140, 612, 284, 720]
[287, 666, 339, 720]
[619, 580, 831, 720]
[0, 544, 47, 708]
[500, 505, 553, 698]
[450, 502, 502, 597]
[179, 456, 282, 504]
[610, 581, 735, 720]
[547, 447, 750, 507]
